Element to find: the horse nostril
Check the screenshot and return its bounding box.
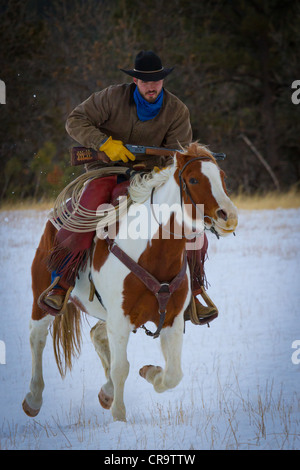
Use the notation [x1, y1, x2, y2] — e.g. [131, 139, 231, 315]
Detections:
[216, 209, 228, 221]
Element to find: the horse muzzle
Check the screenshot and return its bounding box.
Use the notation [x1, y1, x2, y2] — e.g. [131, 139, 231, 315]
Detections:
[214, 212, 238, 236]
[205, 207, 238, 237]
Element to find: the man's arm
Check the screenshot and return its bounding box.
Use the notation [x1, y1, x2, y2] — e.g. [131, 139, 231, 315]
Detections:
[65, 89, 111, 150]
[162, 102, 193, 150]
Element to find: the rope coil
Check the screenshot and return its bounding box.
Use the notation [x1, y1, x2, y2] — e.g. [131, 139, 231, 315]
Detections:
[50, 167, 132, 233]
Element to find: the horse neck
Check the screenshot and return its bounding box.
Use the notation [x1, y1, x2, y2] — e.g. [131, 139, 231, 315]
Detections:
[144, 172, 187, 251]
[117, 169, 186, 263]
[148, 169, 181, 216]
[134, 175, 187, 276]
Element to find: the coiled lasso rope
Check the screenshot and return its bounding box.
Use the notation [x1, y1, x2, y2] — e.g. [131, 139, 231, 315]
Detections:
[50, 167, 133, 234]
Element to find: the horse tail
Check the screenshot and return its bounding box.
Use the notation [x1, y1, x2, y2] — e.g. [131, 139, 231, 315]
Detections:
[52, 302, 82, 378]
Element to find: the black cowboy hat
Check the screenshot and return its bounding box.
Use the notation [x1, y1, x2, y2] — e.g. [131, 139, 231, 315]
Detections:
[120, 51, 174, 82]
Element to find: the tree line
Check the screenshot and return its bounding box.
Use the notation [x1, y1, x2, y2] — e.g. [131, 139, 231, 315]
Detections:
[1, 0, 299, 201]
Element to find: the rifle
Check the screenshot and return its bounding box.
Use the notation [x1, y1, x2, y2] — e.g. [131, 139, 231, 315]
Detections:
[70, 145, 226, 166]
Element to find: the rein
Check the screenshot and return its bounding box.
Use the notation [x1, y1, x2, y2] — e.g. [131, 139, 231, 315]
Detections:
[104, 234, 187, 339]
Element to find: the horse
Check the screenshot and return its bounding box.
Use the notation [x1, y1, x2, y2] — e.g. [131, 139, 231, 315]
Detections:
[22, 142, 238, 422]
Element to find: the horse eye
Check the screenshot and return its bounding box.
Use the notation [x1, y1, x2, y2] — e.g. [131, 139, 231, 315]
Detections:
[189, 177, 198, 185]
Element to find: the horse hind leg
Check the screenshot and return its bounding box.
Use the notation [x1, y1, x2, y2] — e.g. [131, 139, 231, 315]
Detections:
[90, 320, 113, 410]
[23, 220, 56, 417]
[22, 315, 52, 417]
[31, 220, 57, 321]
[139, 313, 184, 393]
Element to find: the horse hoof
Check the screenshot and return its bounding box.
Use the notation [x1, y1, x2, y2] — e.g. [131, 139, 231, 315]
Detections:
[139, 365, 162, 379]
[113, 415, 127, 422]
[98, 388, 113, 410]
[22, 398, 40, 417]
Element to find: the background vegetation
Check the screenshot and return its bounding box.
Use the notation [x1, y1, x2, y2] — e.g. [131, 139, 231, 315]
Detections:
[1, 0, 299, 202]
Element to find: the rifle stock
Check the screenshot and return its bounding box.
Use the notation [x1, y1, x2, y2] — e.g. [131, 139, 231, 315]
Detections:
[70, 145, 226, 166]
[70, 145, 177, 166]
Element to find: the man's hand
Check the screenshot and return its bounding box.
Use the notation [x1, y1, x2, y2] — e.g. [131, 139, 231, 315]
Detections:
[100, 137, 136, 163]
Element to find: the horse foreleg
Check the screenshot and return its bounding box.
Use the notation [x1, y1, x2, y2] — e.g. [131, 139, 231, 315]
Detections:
[139, 313, 184, 393]
[90, 320, 113, 410]
[22, 315, 52, 417]
[106, 314, 131, 422]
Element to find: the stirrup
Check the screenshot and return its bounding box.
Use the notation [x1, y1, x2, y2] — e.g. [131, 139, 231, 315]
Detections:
[38, 276, 73, 317]
[185, 286, 219, 327]
[199, 286, 218, 311]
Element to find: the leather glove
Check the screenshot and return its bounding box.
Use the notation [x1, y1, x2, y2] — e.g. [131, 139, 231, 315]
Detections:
[100, 137, 135, 163]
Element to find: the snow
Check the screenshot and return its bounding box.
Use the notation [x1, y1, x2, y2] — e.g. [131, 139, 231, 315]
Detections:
[0, 208, 299, 450]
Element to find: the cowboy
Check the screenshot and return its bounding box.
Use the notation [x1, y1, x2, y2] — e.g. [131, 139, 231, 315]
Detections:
[43, 51, 217, 323]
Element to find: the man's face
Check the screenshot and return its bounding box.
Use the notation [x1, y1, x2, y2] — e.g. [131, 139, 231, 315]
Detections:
[134, 78, 164, 103]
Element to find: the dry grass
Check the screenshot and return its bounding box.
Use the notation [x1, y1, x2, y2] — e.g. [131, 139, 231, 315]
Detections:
[0, 198, 55, 211]
[232, 188, 300, 210]
[1, 376, 299, 450]
[1, 189, 300, 212]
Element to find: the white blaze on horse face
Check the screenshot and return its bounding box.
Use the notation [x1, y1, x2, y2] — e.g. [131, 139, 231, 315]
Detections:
[201, 161, 238, 232]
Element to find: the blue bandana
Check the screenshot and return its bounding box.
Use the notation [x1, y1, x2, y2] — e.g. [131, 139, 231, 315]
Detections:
[133, 86, 164, 121]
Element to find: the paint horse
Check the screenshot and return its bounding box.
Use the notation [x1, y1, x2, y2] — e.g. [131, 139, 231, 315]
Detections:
[22, 142, 238, 422]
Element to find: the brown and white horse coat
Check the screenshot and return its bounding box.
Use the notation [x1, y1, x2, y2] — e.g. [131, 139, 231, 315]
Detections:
[23, 143, 238, 422]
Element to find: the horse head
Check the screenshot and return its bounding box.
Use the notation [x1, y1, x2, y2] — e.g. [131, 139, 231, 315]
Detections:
[174, 142, 238, 238]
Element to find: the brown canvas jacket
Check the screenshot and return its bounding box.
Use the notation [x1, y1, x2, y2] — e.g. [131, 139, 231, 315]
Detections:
[66, 83, 192, 152]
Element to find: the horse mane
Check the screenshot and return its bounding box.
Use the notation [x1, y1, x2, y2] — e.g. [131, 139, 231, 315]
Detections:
[129, 166, 174, 204]
[184, 141, 217, 162]
[128, 142, 215, 204]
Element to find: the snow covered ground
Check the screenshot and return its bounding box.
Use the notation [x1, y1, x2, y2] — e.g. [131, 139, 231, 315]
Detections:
[0, 208, 299, 450]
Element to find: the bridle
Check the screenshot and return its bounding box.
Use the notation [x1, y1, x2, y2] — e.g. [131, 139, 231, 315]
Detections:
[151, 155, 221, 239]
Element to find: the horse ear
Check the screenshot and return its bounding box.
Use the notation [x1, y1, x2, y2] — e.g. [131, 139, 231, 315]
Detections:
[174, 151, 185, 170]
[220, 169, 227, 180]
